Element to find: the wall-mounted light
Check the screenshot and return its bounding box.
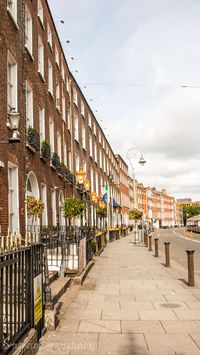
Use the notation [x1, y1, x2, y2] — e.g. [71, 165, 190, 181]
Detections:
[1, 111, 20, 144]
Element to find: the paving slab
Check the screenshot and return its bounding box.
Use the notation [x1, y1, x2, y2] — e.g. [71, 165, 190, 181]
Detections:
[174, 310, 200, 320]
[121, 320, 165, 333]
[78, 320, 121, 333]
[120, 301, 155, 310]
[145, 333, 199, 352]
[152, 301, 189, 310]
[102, 309, 139, 320]
[138, 309, 178, 320]
[98, 333, 148, 353]
[161, 320, 200, 333]
[38, 333, 98, 354]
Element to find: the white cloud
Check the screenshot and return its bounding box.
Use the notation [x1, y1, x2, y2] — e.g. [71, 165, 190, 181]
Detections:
[48, 0, 200, 201]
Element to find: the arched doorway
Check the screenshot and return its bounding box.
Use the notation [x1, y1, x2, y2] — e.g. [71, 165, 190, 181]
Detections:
[26, 172, 40, 229]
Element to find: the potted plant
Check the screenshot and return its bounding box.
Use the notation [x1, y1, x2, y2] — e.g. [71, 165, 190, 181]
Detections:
[128, 208, 143, 239]
[27, 196, 45, 224]
[62, 198, 86, 226]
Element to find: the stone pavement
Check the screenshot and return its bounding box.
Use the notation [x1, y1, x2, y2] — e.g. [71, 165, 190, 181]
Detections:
[38, 233, 200, 355]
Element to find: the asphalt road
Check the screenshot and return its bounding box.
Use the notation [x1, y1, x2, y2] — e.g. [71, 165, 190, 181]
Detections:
[153, 228, 200, 278]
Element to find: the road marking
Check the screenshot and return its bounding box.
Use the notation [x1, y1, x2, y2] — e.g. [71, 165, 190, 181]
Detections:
[177, 234, 200, 244]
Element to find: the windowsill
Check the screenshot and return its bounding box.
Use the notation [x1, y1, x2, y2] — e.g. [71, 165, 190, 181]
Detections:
[26, 143, 36, 153]
[81, 113, 85, 118]
[7, 8, 19, 30]
[40, 155, 48, 163]
[38, 71, 45, 82]
[55, 61, 60, 69]
[25, 46, 34, 61]
[50, 163, 56, 171]
[73, 101, 78, 108]
[48, 40, 53, 52]
[75, 139, 80, 145]
[56, 107, 61, 114]
[38, 14, 45, 30]
[48, 90, 54, 99]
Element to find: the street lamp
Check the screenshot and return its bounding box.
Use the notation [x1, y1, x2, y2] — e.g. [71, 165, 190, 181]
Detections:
[91, 192, 97, 230]
[0, 112, 20, 144]
[126, 148, 147, 208]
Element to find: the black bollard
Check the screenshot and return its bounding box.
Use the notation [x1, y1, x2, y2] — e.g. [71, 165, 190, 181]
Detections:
[154, 238, 159, 257]
[148, 235, 152, 251]
[186, 249, 195, 287]
[164, 242, 170, 267]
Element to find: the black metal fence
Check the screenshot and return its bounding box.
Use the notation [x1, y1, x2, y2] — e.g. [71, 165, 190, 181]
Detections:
[26, 226, 96, 274]
[0, 244, 44, 354]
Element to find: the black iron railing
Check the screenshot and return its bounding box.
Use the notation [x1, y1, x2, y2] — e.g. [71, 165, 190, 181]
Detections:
[0, 244, 44, 353]
[26, 128, 40, 151]
[26, 226, 95, 273]
[51, 152, 61, 171]
[41, 141, 51, 161]
[60, 163, 67, 178]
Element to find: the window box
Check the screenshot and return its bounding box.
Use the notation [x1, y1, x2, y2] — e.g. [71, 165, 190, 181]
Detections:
[26, 127, 40, 151]
[66, 169, 76, 185]
[41, 141, 51, 161]
[51, 152, 61, 171]
[60, 163, 67, 178]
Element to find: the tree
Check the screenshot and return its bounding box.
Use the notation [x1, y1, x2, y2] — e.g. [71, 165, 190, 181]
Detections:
[182, 205, 200, 226]
[128, 209, 143, 222]
[62, 198, 86, 225]
[27, 196, 44, 223]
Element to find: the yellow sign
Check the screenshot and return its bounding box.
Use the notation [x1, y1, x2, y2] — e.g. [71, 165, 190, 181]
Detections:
[34, 274, 42, 325]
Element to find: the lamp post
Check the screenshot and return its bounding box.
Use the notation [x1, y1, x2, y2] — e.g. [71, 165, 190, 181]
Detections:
[126, 148, 147, 209]
[91, 192, 97, 231]
[127, 148, 146, 241]
[0, 112, 20, 144]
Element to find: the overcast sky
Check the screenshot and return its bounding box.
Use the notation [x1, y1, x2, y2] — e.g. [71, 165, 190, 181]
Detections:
[48, 0, 200, 201]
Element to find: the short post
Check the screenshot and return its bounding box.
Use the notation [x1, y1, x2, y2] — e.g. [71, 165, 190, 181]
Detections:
[154, 238, 159, 257]
[164, 242, 170, 267]
[148, 235, 152, 251]
[186, 249, 195, 287]
[144, 234, 147, 246]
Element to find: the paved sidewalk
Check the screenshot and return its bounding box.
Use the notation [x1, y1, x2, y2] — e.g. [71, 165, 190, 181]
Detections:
[38, 233, 200, 355]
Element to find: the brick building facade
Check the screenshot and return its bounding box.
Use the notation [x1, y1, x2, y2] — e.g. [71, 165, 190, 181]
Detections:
[0, 0, 121, 235]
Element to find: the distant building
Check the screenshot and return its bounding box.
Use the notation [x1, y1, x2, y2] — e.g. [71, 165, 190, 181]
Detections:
[177, 198, 192, 202]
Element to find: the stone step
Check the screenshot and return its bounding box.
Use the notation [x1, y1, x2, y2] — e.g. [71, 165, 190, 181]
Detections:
[49, 271, 59, 285]
[50, 276, 71, 305]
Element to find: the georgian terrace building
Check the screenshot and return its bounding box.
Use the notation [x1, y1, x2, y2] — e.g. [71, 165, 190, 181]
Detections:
[0, 0, 121, 235]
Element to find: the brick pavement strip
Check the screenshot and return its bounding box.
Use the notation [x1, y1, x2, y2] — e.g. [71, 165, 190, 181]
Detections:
[38, 234, 200, 354]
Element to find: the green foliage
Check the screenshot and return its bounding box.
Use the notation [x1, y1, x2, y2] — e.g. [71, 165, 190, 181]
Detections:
[128, 209, 143, 221]
[62, 198, 86, 218]
[27, 126, 35, 139]
[96, 207, 107, 216]
[27, 196, 45, 222]
[182, 205, 200, 225]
